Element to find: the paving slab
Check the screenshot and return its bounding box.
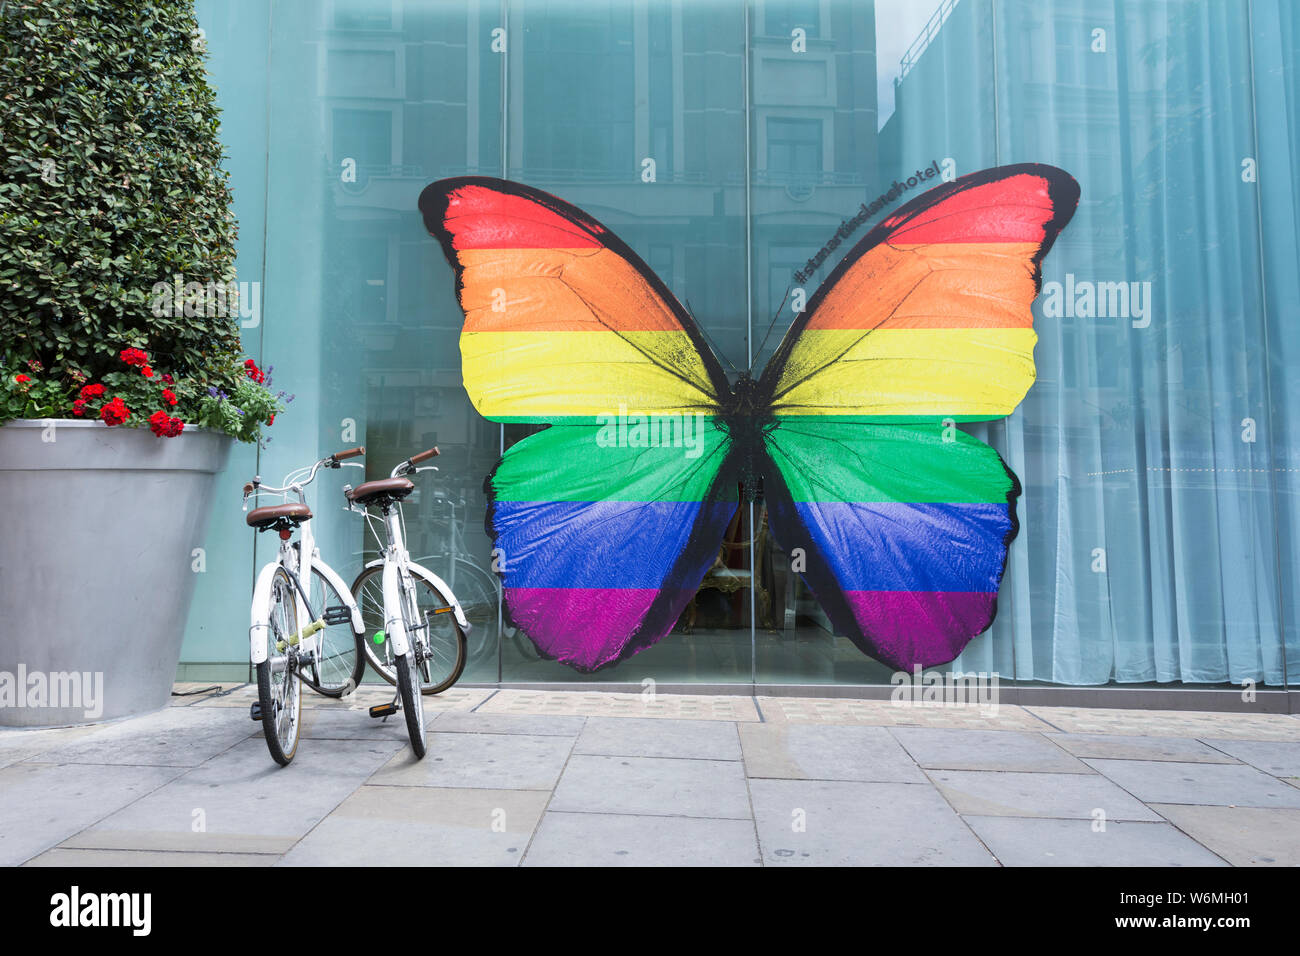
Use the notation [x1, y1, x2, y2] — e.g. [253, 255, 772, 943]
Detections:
[298, 707, 426, 741]
[280, 785, 549, 866]
[18, 706, 256, 767]
[574, 717, 741, 760]
[963, 816, 1227, 866]
[757, 697, 1051, 731]
[187, 684, 260, 709]
[1150, 804, 1300, 866]
[891, 728, 1090, 773]
[749, 779, 996, 865]
[928, 770, 1162, 821]
[308, 686, 492, 713]
[64, 737, 403, 855]
[0, 724, 102, 768]
[23, 847, 275, 866]
[524, 811, 760, 866]
[1045, 733, 1240, 764]
[549, 754, 751, 819]
[1083, 759, 1300, 808]
[740, 723, 926, 782]
[1198, 740, 1300, 777]
[368, 732, 573, 791]
[479, 690, 760, 721]
[429, 712, 586, 736]
[0, 762, 183, 866]
[1027, 706, 1300, 741]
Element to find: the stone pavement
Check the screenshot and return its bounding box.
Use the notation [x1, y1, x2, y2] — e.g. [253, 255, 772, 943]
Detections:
[3, 683, 1300, 866]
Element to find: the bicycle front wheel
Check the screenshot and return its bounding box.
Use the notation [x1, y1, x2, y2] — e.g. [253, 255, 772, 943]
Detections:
[256, 567, 302, 767]
[395, 651, 426, 759]
[352, 564, 467, 694]
[298, 566, 365, 698]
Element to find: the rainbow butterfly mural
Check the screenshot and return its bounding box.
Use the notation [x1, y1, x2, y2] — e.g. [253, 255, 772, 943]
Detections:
[419, 164, 1078, 673]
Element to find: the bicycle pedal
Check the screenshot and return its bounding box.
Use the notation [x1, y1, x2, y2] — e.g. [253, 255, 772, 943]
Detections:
[250, 701, 263, 721]
[322, 606, 352, 625]
[369, 702, 399, 719]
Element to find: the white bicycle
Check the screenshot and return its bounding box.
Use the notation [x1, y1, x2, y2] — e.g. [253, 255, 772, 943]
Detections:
[243, 448, 368, 766]
[345, 447, 470, 758]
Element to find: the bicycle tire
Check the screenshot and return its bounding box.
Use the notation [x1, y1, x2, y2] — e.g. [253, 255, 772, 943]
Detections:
[298, 566, 366, 698]
[394, 651, 426, 758]
[257, 567, 302, 766]
[351, 563, 468, 694]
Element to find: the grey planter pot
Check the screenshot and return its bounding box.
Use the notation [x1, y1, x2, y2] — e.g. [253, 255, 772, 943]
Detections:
[0, 419, 232, 727]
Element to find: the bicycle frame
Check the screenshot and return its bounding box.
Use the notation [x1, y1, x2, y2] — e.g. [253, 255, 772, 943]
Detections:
[350, 459, 470, 663]
[248, 459, 364, 667]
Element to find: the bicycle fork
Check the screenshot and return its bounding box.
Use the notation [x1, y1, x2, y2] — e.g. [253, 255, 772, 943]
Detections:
[379, 508, 415, 658]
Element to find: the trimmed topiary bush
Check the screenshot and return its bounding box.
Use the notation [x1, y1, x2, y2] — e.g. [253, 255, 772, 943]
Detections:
[0, 0, 283, 441]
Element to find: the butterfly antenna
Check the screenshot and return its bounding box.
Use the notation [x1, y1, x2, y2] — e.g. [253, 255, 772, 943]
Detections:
[752, 282, 794, 368]
[684, 298, 740, 375]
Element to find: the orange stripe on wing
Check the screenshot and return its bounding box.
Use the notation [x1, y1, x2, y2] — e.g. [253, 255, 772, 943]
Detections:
[803, 241, 1042, 331]
[459, 247, 687, 333]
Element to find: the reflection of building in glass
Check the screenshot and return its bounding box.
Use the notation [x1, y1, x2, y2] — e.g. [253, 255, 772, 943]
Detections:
[321, 2, 502, 569]
[188, 0, 1292, 686]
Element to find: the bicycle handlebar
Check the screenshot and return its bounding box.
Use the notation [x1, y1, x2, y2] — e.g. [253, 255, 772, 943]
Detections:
[391, 446, 440, 478]
[243, 448, 367, 502]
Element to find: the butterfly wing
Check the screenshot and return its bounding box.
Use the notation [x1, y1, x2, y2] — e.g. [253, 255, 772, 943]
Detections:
[488, 423, 737, 671]
[758, 164, 1079, 420]
[762, 420, 1018, 670]
[757, 165, 1078, 669]
[419, 177, 730, 422]
[420, 178, 739, 670]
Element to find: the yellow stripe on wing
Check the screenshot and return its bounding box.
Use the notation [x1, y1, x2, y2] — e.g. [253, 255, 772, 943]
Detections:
[771, 327, 1038, 419]
[460, 330, 720, 420]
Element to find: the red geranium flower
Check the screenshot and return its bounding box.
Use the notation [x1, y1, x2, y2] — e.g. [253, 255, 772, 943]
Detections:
[79, 383, 105, 399]
[100, 397, 130, 426]
[141, 365, 154, 378]
[162, 374, 174, 385]
[14, 374, 30, 384]
[267, 414, 275, 426]
[72, 399, 86, 417]
[120, 348, 149, 367]
[162, 387, 178, 406]
[149, 410, 185, 437]
[243, 358, 265, 384]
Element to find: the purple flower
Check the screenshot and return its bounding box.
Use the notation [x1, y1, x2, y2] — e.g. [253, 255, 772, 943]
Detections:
[207, 385, 218, 397]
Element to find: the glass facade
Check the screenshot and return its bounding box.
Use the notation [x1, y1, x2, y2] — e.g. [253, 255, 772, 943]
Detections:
[183, 0, 1300, 690]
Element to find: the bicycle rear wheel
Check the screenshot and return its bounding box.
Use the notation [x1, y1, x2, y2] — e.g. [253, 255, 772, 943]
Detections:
[298, 566, 365, 698]
[352, 564, 467, 694]
[257, 567, 302, 766]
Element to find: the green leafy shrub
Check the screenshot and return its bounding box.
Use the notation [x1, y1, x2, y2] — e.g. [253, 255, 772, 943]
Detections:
[0, 0, 282, 443]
